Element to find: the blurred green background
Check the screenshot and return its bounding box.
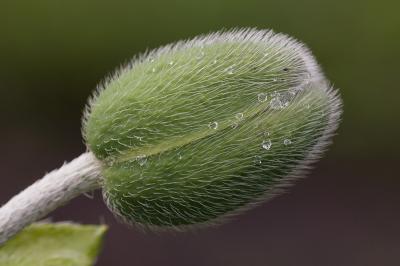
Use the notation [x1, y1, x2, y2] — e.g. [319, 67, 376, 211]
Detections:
[1, 1, 399, 265]
[1, 0, 399, 159]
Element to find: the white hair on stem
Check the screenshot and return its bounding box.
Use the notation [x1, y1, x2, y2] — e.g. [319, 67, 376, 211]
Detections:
[0, 153, 103, 245]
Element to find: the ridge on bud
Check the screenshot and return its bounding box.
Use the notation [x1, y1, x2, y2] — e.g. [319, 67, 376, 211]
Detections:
[83, 28, 342, 230]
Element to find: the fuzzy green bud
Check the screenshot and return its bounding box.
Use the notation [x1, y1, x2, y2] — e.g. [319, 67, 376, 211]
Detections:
[83, 29, 342, 230]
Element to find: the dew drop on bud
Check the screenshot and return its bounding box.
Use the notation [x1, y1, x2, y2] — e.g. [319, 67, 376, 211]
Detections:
[261, 139, 272, 150]
[283, 139, 292, 145]
[235, 113, 244, 120]
[254, 155, 262, 165]
[225, 66, 234, 75]
[196, 51, 205, 60]
[257, 93, 268, 102]
[270, 97, 283, 110]
[136, 155, 147, 166]
[208, 121, 218, 129]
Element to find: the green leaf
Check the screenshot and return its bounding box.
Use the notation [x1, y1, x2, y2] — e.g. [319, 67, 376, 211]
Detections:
[0, 222, 107, 266]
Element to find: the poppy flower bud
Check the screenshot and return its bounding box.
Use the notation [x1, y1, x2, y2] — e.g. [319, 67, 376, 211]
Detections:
[83, 29, 342, 229]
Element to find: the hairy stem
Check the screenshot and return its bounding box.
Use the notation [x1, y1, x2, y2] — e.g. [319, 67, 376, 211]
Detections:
[0, 152, 103, 245]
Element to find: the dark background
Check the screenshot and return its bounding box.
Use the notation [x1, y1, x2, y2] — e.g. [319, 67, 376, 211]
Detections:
[1, 0, 399, 265]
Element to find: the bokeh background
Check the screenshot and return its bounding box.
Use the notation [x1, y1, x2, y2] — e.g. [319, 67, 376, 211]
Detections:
[1, 0, 399, 265]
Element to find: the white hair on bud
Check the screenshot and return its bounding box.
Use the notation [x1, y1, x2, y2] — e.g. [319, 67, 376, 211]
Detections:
[82, 28, 328, 134]
[84, 28, 342, 232]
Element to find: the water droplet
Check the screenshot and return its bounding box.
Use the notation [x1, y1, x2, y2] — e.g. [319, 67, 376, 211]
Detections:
[264, 52, 269, 57]
[270, 97, 283, 110]
[212, 59, 218, 64]
[196, 50, 205, 60]
[177, 152, 183, 160]
[284, 139, 292, 145]
[151, 67, 156, 73]
[280, 91, 294, 108]
[261, 139, 272, 150]
[134, 135, 143, 141]
[272, 77, 278, 82]
[235, 113, 244, 120]
[306, 104, 311, 109]
[168, 61, 174, 65]
[254, 155, 262, 165]
[289, 87, 298, 96]
[263, 131, 270, 137]
[136, 155, 147, 166]
[208, 121, 218, 129]
[148, 57, 155, 63]
[257, 93, 268, 102]
[231, 122, 238, 129]
[225, 66, 234, 75]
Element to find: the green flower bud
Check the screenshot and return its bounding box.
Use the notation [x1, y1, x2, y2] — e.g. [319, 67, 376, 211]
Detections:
[83, 29, 342, 230]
